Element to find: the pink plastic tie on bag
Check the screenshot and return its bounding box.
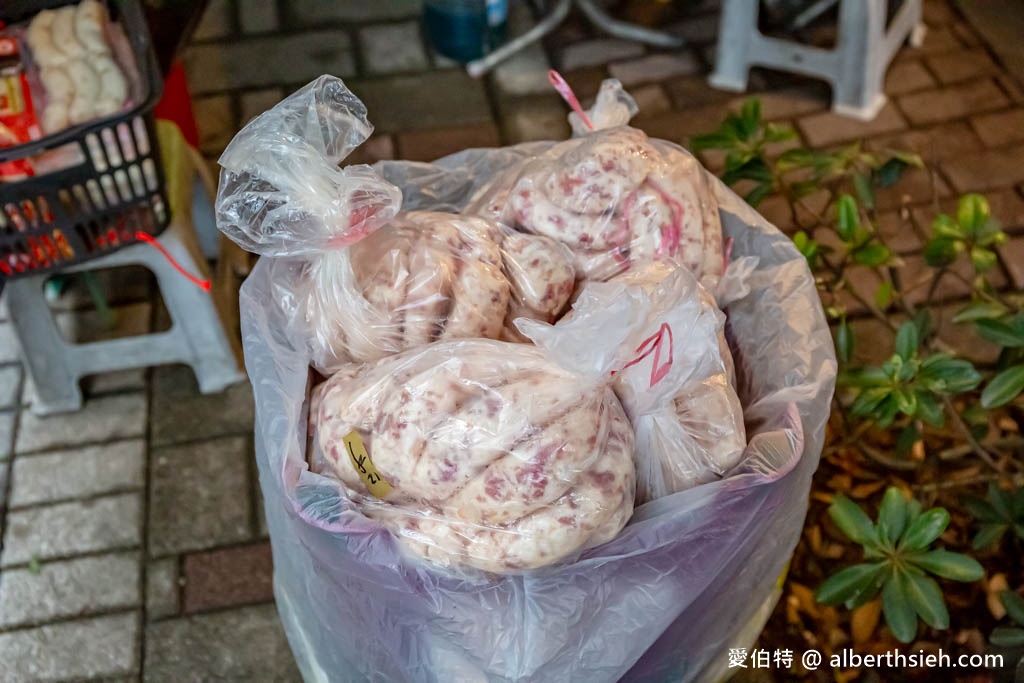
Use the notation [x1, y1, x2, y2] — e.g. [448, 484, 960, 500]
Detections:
[135, 231, 211, 291]
[613, 322, 674, 387]
[548, 70, 594, 132]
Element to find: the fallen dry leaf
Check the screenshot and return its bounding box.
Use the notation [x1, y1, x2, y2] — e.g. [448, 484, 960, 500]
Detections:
[851, 599, 881, 645]
[987, 573, 1009, 620]
[849, 480, 886, 499]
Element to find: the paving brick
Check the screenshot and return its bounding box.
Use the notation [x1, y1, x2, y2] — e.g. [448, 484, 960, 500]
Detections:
[0, 613, 138, 682]
[238, 0, 279, 34]
[150, 365, 253, 447]
[934, 304, 1002, 364]
[797, 101, 907, 147]
[730, 87, 829, 121]
[0, 410, 13, 459]
[560, 67, 611, 103]
[998, 236, 1024, 289]
[397, 123, 500, 162]
[664, 75, 736, 110]
[874, 167, 950, 212]
[347, 71, 491, 132]
[876, 211, 925, 254]
[52, 301, 151, 345]
[184, 32, 356, 95]
[21, 368, 148, 408]
[884, 60, 936, 95]
[192, 0, 233, 41]
[344, 135, 396, 166]
[285, 0, 420, 24]
[864, 121, 984, 164]
[942, 144, 1024, 193]
[146, 558, 181, 621]
[923, 0, 956, 26]
[255, 485, 269, 538]
[995, 72, 1024, 106]
[970, 108, 1024, 147]
[501, 96, 572, 143]
[10, 439, 145, 508]
[630, 84, 672, 118]
[926, 48, 1000, 85]
[608, 52, 701, 87]
[493, 43, 553, 96]
[1, 493, 142, 566]
[148, 436, 252, 556]
[634, 103, 732, 147]
[144, 605, 300, 682]
[898, 79, 1010, 126]
[837, 264, 885, 315]
[192, 95, 236, 157]
[0, 322, 21, 363]
[898, 253, 1006, 306]
[359, 22, 429, 75]
[951, 20, 983, 48]
[666, 12, 720, 45]
[239, 88, 284, 125]
[0, 552, 140, 628]
[183, 542, 273, 614]
[848, 317, 896, 366]
[0, 363, 20, 409]
[16, 392, 146, 453]
[914, 189, 1024, 234]
[900, 25, 963, 58]
[559, 38, 645, 71]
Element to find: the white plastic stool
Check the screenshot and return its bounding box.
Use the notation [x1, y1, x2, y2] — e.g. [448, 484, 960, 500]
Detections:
[6, 124, 244, 415]
[710, 0, 926, 120]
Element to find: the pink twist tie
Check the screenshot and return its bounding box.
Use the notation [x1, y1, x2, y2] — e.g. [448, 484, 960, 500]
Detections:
[548, 70, 594, 132]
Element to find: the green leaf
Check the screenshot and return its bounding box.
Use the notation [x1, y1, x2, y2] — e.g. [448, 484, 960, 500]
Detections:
[836, 319, 854, 364]
[910, 550, 985, 582]
[915, 393, 944, 427]
[829, 494, 881, 548]
[775, 147, 827, 171]
[971, 247, 998, 273]
[853, 243, 891, 266]
[918, 354, 982, 393]
[981, 364, 1024, 408]
[853, 172, 875, 209]
[851, 386, 893, 416]
[958, 194, 990, 234]
[878, 488, 909, 547]
[901, 570, 949, 629]
[963, 495, 1001, 522]
[933, 214, 964, 240]
[924, 237, 963, 267]
[815, 562, 886, 606]
[899, 508, 950, 552]
[875, 281, 894, 309]
[739, 99, 762, 137]
[895, 424, 920, 456]
[882, 574, 918, 643]
[953, 301, 1008, 323]
[895, 387, 918, 415]
[837, 195, 859, 243]
[972, 524, 1008, 550]
[896, 322, 919, 361]
[764, 122, 797, 143]
[976, 318, 1024, 348]
[722, 157, 773, 185]
[1000, 590, 1024, 627]
[990, 627, 1024, 647]
[989, 482, 1016, 520]
[690, 131, 737, 151]
[876, 158, 910, 188]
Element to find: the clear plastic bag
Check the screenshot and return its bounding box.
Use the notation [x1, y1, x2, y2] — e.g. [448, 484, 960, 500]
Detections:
[240, 78, 836, 682]
[312, 337, 635, 574]
[217, 77, 576, 371]
[467, 82, 724, 292]
[521, 263, 746, 504]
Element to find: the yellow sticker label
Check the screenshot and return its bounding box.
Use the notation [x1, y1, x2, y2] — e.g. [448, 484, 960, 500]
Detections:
[343, 430, 393, 499]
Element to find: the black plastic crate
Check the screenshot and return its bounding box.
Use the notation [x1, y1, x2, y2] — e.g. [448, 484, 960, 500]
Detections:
[0, 0, 168, 281]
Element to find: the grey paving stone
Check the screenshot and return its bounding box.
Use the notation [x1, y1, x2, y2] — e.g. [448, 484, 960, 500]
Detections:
[0, 613, 139, 682]
[1, 493, 142, 566]
[240, 88, 284, 125]
[148, 436, 252, 556]
[493, 42, 553, 96]
[146, 558, 181, 621]
[0, 292, 8, 321]
[16, 392, 147, 453]
[144, 605, 300, 682]
[0, 410, 13, 459]
[0, 552, 141, 628]
[0, 363, 20, 409]
[150, 365, 254, 447]
[348, 71, 492, 132]
[10, 439, 145, 507]
[22, 368, 147, 407]
[501, 96, 572, 143]
[559, 38, 645, 71]
[184, 32, 356, 95]
[608, 52, 701, 86]
[238, 0, 279, 34]
[193, 0, 234, 41]
[0, 322, 21, 363]
[360, 22, 429, 75]
[286, 0, 420, 24]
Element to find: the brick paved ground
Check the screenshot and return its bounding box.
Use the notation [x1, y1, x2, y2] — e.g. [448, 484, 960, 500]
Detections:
[0, 0, 1021, 679]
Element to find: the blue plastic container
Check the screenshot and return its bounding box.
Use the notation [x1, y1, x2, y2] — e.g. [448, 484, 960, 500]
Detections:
[423, 0, 507, 63]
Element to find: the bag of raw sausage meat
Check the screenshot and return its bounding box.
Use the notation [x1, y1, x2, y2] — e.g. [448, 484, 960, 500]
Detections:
[217, 77, 577, 372]
[234, 76, 836, 682]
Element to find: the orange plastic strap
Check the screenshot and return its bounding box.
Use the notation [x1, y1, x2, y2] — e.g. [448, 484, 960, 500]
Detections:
[548, 70, 594, 131]
[134, 231, 211, 291]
